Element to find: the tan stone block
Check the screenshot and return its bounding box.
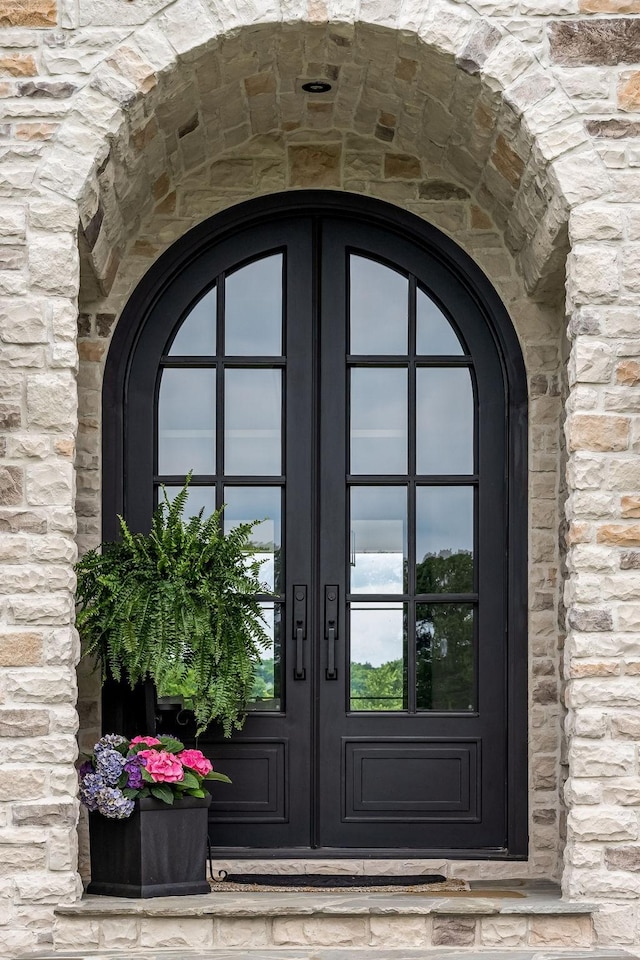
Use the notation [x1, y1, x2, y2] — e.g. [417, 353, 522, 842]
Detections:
[529, 915, 592, 947]
[244, 72, 275, 96]
[570, 660, 619, 677]
[213, 917, 269, 946]
[289, 145, 341, 188]
[384, 153, 421, 179]
[617, 359, 640, 385]
[140, 918, 214, 948]
[78, 341, 106, 363]
[15, 122, 57, 141]
[272, 917, 368, 946]
[598, 523, 640, 546]
[491, 134, 525, 187]
[569, 415, 629, 452]
[369, 916, 428, 946]
[0, 632, 42, 666]
[622, 496, 640, 518]
[619, 71, 640, 111]
[581, 0, 640, 9]
[0, 55, 36, 77]
[432, 916, 476, 946]
[0, 0, 56, 26]
[481, 915, 527, 946]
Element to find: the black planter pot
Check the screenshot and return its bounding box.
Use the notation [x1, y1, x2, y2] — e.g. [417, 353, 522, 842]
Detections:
[87, 795, 211, 898]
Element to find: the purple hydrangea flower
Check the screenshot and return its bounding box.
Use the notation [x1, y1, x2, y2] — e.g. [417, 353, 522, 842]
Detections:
[95, 787, 135, 820]
[123, 755, 146, 790]
[79, 772, 105, 812]
[94, 734, 128, 755]
[96, 748, 126, 787]
[78, 760, 93, 778]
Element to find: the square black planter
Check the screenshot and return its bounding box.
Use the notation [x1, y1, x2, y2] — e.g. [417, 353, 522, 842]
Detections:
[87, 795, 211, 898]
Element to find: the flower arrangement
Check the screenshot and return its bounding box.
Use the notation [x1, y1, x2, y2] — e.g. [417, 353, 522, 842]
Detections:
[79, 733, 231, 819]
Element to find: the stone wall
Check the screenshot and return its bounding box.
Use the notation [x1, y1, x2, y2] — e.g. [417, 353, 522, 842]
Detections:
[0, 0, 637, 952]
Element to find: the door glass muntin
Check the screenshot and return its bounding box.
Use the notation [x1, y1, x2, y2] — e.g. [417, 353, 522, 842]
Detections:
[155, 250, 287, 717]
[347, 253, 477, 714]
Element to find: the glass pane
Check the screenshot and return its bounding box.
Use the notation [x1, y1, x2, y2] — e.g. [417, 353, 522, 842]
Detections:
[350, 368, 407, 474]
[225, 255, 283, 356]
[350, 487, 406, 594]
[224, 369, 281, 475]
[168, 287, 216, 356]
[247, 602, 282, 711]
[350, 255, 408, 355]
[416, 289, 463, 355]
[162, 485, 216, 519]
[416, 487, 474, 594]
[416, 368, 473, 475]
[416, 604, 474, 710]
[350, 602, 406, 710]
[223, 486, 282, 593]
[158, 369, 215, 474]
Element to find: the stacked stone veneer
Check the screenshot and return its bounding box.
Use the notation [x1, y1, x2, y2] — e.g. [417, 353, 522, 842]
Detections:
[0, 0, 637, 952]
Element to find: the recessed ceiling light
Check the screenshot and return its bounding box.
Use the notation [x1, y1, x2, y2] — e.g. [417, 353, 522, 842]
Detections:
[301, 80, 332, 94]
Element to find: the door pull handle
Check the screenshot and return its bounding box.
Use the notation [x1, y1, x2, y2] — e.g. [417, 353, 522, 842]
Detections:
[293, 586, 306, 681]
[325, 585, 338, 681]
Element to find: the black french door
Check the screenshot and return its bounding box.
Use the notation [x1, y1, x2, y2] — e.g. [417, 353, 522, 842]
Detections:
[107, 195, 527, 857]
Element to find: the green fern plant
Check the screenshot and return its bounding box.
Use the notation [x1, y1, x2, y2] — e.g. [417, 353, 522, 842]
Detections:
[75, 479, 270, 736]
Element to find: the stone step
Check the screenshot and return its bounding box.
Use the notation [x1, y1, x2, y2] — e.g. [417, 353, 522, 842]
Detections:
[50, 886, 602, 953]
[26, 949, 640, 960]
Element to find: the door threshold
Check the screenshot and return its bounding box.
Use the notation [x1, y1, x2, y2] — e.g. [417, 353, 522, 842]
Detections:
[208, 847, 523, 860]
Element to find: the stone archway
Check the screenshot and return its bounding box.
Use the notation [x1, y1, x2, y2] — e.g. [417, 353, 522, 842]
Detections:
[61, 9, 584, 885]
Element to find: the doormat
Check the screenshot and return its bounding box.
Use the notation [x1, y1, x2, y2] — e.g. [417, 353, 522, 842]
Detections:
[209, 873, 469, 893]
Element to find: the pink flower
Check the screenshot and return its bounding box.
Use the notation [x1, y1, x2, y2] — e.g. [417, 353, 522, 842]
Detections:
[177, 749, 212, 778]
[138, 750, 184, 783]
[129, 736, 162, 748]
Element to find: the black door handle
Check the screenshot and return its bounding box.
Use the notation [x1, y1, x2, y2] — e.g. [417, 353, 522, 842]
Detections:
[293, 586, 306, 680]
[325, 585, 338, 680]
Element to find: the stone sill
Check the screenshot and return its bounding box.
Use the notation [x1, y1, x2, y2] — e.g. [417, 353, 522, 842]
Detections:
[55, 881, 598, 919]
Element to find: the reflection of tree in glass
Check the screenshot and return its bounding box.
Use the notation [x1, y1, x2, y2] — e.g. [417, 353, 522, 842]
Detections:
[417, 548, 473, 595]
[416, 551, 474, 710]
[350, 659, 403, 710]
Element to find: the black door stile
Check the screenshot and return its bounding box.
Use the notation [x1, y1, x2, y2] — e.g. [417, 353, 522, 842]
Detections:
[104, 193, 528, 858]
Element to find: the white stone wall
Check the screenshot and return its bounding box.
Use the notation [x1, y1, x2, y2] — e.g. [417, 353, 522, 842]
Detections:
[0, 0, 637, 952]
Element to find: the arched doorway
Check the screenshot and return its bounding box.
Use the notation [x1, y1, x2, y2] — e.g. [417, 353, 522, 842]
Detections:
[103, 192, 528, 858]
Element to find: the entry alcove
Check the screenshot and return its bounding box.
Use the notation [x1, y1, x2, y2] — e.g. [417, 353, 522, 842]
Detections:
[100, 191, 528, 860]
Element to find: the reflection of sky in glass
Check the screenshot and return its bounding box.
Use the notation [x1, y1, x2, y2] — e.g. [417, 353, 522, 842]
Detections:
[158, 368, 215, 475]
[350, 486, 406, 594]
[247, 602, 280, 710]
[417, 487, 473, 560]
[225, 255, 282, 356]
[351, 368, 407, 474]
[350, 601, 404, 667]
[168, 287, 216, 356]
[350, 255, 408, 355]
[162, 485, 216, 519]
[224, 369, 281, 475]
[223, 486, 281, 592]
[417, 367, 473, 475]
[416, 289, 463, 355]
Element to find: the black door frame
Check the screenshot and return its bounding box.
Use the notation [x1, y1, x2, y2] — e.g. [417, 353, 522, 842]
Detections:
[102, 191, 529, 859]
